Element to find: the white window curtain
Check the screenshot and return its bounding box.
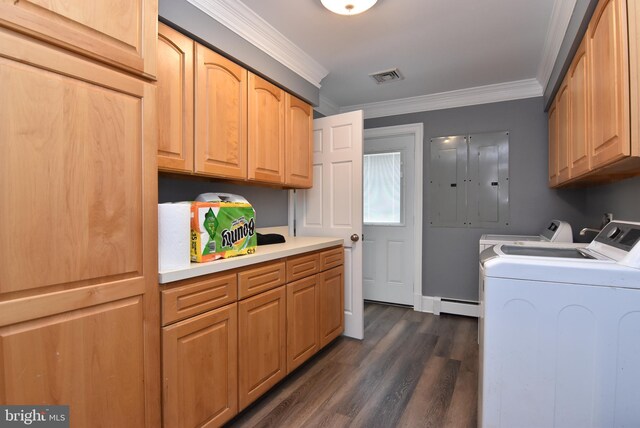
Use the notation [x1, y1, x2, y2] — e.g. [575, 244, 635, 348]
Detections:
[363, 152, 402, 224]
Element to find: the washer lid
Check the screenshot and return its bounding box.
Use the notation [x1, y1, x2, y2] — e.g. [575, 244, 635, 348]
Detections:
[500, 245, 594, 259]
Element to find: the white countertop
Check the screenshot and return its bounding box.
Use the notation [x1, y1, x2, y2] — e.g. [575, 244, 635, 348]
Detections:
[158, 233, 344, 284]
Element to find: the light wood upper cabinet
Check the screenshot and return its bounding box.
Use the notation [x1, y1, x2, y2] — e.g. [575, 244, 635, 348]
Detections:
[556, 77, 571, 183]
[0, 27, 160, 427]
[195, 44, 248, 179]
[163, 303, 238, 428]
[238, 285, 286, 410]
[548, 0, 640, 186]
[248, 73, 286, 184]
[0, 0, 157, 78]
[569, 36, 591, 178]
[155, 26, 314, 188]
[588, 0, 630, 169]
[548, 101, 559, 187]
[157, 23, 194, 173]
[285, 94, 313, 188]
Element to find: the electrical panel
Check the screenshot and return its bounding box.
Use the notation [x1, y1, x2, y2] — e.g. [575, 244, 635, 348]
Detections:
[429, 135, 468, 227]
[429, 131, 509, 228]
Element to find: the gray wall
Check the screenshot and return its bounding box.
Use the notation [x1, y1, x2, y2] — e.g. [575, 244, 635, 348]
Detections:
[365, 97, 591, 301]
[159, 175, 289, 227]
[159, 0, 319, 105]
[583, 176, 640, 224]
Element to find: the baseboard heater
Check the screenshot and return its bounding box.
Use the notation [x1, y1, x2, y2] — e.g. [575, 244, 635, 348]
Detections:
[421, 296, 480, 317]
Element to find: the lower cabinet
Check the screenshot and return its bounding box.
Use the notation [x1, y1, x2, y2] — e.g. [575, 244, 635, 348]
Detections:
[286, 275, 320, 373]
[160, 246, 344, 427]
[162, 303, 238, 428]
[319, 266, 345, 348]
[238, 286, 287, 410]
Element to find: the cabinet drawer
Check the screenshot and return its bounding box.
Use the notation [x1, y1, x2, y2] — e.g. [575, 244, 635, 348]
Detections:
[320, 246, 343, 271]
[238, 261, 286, 299]
[286, 253, 320, 283]
[162, 273, 238, 326]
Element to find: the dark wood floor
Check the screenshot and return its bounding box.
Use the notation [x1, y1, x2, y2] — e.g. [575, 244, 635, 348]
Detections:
[226, 303, 478, 428]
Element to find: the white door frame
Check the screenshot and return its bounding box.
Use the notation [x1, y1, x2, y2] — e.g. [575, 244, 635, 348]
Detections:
[364, 123, 424, 311]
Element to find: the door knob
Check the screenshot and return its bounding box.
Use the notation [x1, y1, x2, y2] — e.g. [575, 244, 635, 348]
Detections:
[351, 234, 360, 242]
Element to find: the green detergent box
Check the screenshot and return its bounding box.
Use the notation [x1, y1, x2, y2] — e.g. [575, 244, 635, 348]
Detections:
[190, 193, 257, 263]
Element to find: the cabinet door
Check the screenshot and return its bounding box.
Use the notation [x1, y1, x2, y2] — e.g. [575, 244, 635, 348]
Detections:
[556, 77, 571, 183]
[569, 36, 591, 178]
[195, 44, 247, 179]
[0, 0, 156, 78]
[238, 286, 286, 410]
[157, 23, 194, 174]
[588, 0, 630, 169]
[163, 304, 238, 428]
[287, 276, 319, 373]
[548, 101, 559, 187]
[0, 298, 150, 427]
[319, 266, 344, 348]
[285, 94, 313, 188]
[248, 73, 285, 184]
[0, 28, 159, 427]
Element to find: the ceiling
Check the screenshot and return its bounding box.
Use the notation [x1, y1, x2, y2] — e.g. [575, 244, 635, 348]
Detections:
[240, 0, 558, 109]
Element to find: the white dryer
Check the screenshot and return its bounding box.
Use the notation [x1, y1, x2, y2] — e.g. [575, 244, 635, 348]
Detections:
[479, 219, 573, 253]
[478, 221, 640, 428]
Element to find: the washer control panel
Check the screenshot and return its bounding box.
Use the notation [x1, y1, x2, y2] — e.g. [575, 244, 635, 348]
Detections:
[595, 222, 640, 252]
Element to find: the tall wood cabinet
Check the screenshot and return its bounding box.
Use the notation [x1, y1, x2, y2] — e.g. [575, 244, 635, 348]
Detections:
[0, 9, 160, 427]
[548, 0, 640, 186]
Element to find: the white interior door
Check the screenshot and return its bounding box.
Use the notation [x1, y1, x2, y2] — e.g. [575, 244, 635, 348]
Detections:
[363, 134, 415, 305]
[294, 110, 364, 340]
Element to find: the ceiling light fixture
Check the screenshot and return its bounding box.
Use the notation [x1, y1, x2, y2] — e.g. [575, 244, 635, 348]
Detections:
[321, 0, 377, 15]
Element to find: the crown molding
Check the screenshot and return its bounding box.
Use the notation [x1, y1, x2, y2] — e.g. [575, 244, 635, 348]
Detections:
[315, 95, 340, 117]
[185, 0, 329, 88]
[340, 79, 543, 119]
[537, 0, 577, 90]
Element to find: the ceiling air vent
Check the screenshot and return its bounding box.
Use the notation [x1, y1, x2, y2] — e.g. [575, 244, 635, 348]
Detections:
[369, 68, 404, 84]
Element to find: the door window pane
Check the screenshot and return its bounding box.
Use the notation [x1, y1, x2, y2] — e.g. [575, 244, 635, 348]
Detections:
[364, 152, 402, 224]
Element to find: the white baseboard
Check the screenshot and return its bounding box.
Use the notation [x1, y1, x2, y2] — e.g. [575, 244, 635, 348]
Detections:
[417, 296, 479, 318]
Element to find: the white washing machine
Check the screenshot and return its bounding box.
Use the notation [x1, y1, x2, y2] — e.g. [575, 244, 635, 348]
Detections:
[477, 219, 576, 340]
[479, 219, 573, 253]
[478, 221, 640, 428]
